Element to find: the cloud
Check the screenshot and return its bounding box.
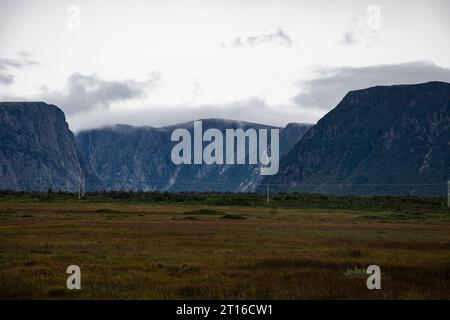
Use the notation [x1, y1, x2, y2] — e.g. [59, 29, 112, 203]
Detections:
[67, 97, 315, 133]
[17, 50, 33, 58]
[340, 9, 381, 47]
[44, 72, 161, 115]
[0, 52, 40, 85]
[0, 73, 14, 85]
[222, 28, 293, 48]
[69, 97, 270, 131]
[0, 58, 23, 70]
[294, 61, 450, 111]
[0, 53, 39, 71]
[342, 28, 359, 46]
[341, 16, 363, 46]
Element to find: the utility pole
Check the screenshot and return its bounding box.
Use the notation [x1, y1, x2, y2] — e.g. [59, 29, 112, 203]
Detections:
[266, 184, 270, 204]
[447, 180, 450, 208]
[78, 176, 85, 200]
[81, 176, 85, 198]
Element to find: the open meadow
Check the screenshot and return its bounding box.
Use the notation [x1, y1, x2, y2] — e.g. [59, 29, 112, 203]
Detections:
[0, 192, 449, 299]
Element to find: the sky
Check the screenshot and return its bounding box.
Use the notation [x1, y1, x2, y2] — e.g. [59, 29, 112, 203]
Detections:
[1, 0, 450, 132]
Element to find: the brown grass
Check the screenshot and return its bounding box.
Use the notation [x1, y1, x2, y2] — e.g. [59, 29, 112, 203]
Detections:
[0, 200, 449, 299]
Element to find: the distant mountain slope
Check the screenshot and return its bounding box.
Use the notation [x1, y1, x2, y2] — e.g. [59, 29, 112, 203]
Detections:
[261, 82, 450, 195]
[76, 119, 311, 192]
[0, 102, 84, 191]
[76, 124, 175, 191]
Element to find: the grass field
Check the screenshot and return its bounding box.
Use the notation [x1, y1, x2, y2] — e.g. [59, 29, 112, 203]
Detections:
[0, 192, 449, 299]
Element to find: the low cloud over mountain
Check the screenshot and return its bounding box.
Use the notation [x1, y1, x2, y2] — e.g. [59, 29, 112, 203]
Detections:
[294, 61, 450, 111]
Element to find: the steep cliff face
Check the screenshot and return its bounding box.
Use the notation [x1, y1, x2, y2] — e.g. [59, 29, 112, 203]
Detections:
[0, 102, 309, 193]
[279, 123, 311, 155]
[76, 120, 311, 192]
[261, 82, 450, 195]
[76, 124, 175, 191]
[0, 102, 84, 191]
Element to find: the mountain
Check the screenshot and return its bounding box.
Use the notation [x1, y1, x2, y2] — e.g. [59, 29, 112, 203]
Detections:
[260, 82, 450, 195]
[76, 119, 311, 192]
[0, 102, 85, 192]
[76, 124, 175, 192]
[8, 81, 447, 196]
[0, 102, 309, 193]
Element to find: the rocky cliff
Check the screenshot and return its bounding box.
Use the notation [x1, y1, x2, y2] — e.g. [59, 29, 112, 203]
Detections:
[76, 119, 311, 192]
[0, 102, 84, 191]
[261, 82, 450, 195]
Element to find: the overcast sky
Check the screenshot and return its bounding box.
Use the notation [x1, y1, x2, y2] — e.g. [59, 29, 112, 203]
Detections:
[1, 0, 450, 131]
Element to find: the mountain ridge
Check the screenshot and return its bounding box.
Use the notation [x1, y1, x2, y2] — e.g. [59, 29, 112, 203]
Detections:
[260, 81, 450, 195]
[76, 119, 312, 192]
[1, 81, 448, 195]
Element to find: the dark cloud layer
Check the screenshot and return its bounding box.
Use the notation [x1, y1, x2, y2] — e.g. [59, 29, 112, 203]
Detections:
[222, 28, 293, 48]
[294, 61, 450, 111]
[45, 72, 160, 115]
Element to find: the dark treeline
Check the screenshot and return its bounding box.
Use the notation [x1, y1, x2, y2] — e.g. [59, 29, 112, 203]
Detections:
[0, 189, 448, 214]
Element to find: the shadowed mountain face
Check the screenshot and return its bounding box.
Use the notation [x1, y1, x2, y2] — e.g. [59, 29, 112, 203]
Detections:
[0, 102, 84, 192]
[261, 82, 450, 195]
[76, 120, 311, 192]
